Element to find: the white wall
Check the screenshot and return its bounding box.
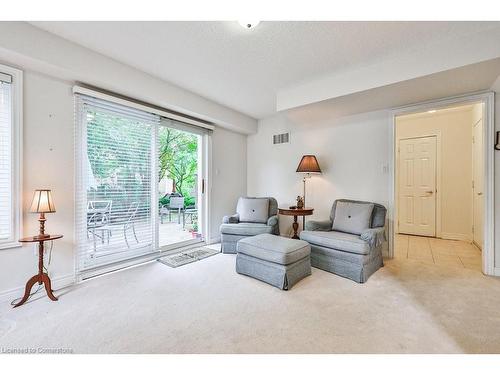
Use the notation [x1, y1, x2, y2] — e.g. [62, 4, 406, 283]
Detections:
[210, 126, 247, 242]
[0, 70, 247, 299]
[247, 110, 390, 237]
[395, 106, 474, 240]
[0, 72, 75, 296]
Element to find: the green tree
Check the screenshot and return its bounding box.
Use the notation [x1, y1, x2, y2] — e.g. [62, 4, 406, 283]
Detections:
[158, 127, 198, 198]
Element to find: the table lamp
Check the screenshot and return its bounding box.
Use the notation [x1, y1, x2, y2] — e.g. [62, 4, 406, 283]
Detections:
[30, 189, 56, 240]
[296, 155, 322, 207]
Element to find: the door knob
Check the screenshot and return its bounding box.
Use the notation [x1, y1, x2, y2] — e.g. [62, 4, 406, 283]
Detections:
[426, 190, 434, 194]
[478, 192, 483, 196]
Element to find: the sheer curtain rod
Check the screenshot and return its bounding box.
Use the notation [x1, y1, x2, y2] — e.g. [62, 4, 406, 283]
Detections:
[72, 85, 215, 131]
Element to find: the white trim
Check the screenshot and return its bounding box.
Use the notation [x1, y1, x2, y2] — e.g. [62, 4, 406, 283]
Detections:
[440, 232, 472, 242]
[203, 133, 212, 244]
[483, 92, 495, 275]
[494, 267, 500, 277]
[388, 91, 495, 276]
[0, 63, 22, 250]
[0, 274, 75, 304]
[73, 85, 215, 132]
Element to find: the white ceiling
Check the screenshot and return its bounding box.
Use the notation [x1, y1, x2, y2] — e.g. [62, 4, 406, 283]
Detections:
[30, 21, 500, 119]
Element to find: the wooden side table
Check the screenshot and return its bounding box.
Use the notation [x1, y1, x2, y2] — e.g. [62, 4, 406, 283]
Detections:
[14, 234, 63, 308]
[278, 207, 314, 239]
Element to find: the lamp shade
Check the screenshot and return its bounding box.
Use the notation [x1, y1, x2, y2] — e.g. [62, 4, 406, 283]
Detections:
[296, 155, 322, 174]
[30, 189, 56, 213]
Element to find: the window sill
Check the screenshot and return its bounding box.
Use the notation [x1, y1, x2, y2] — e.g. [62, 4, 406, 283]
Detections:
[0, 241, 22, 250]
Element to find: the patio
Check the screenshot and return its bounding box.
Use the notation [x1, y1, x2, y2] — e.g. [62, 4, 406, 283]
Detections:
[159, 220, 197, 247]
[83, 213, 199, 269]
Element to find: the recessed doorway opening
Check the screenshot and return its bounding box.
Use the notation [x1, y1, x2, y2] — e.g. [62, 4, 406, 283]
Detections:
[389, 93, 495, 275]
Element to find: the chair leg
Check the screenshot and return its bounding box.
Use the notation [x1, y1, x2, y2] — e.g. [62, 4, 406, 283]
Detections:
[132, 225, 139, 243]
[124, 227, 130, 248]
[92, 229, 97, 253]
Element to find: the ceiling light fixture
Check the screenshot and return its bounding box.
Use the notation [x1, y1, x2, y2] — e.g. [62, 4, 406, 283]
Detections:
[238, 21, 260, 30]
[427, 110, 437, 113]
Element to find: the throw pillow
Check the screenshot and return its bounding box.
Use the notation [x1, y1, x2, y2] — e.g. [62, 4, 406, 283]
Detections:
[332, 201, 374, 235]
[237, 198, 269, 224]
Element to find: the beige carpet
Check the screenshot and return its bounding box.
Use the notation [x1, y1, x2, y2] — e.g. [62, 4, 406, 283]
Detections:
[1, 248, 500, 353]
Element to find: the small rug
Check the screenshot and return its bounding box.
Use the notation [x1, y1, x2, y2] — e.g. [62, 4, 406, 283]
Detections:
[157, 247, 219, 268]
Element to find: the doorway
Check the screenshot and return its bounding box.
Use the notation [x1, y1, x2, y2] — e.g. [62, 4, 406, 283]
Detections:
[157, 122, 205, 250]
[390, 93, 494, 275]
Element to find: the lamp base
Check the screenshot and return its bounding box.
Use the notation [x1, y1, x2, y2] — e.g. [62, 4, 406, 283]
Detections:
[35, 213, 49, 241]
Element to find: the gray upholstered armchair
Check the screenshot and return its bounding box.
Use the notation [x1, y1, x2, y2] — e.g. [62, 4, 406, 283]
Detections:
[299, 199, 386, 283]
[220, 197, 279, 254]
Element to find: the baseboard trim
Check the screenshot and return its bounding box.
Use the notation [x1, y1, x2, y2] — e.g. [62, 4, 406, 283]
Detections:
[440, 233, 472, 242]
[0, 273, 75, 304]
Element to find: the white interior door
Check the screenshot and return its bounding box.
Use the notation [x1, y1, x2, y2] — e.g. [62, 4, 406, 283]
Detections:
[398, 136, 437, 237]
[472, 117, 484, 249]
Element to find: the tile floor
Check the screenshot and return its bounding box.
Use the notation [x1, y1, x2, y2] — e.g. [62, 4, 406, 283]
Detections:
[394, 234, 482, 271]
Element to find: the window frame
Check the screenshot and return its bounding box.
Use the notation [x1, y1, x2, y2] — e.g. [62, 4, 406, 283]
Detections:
[0, 63, 22, 250]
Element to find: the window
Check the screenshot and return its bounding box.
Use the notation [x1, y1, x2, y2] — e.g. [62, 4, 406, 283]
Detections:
[0, 65, 22, 249]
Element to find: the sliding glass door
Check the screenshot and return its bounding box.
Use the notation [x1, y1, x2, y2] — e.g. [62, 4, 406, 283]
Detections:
[75, 94, 208, 275]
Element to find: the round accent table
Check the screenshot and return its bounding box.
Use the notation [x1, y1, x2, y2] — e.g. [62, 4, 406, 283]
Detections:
[14, 234, 63, 308]
[278, 207, 314, 239]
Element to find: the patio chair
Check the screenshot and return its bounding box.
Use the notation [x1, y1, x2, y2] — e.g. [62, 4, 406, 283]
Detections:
[168, 196, 185, 224]
[87, 200, 112, 243]
[91, 202, 141, 250]
[109, 202, 140, 248]
[159, 193, 185, 224]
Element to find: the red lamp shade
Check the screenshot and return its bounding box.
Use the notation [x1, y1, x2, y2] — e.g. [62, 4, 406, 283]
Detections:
[296, 155, 322, 174]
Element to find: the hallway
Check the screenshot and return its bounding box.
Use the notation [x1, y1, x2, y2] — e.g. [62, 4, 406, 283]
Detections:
[394, 234, 482, 271]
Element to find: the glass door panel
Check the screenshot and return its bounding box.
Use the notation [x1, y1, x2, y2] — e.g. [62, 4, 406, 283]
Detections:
[80, 100, 158, 270]
[158, 124, 204, 249]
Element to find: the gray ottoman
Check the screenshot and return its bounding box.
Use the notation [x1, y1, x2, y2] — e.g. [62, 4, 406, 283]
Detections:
[236, 233, 311, 290]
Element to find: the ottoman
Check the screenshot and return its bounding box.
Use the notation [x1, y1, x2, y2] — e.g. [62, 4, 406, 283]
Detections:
[236, 233, 311, 290]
